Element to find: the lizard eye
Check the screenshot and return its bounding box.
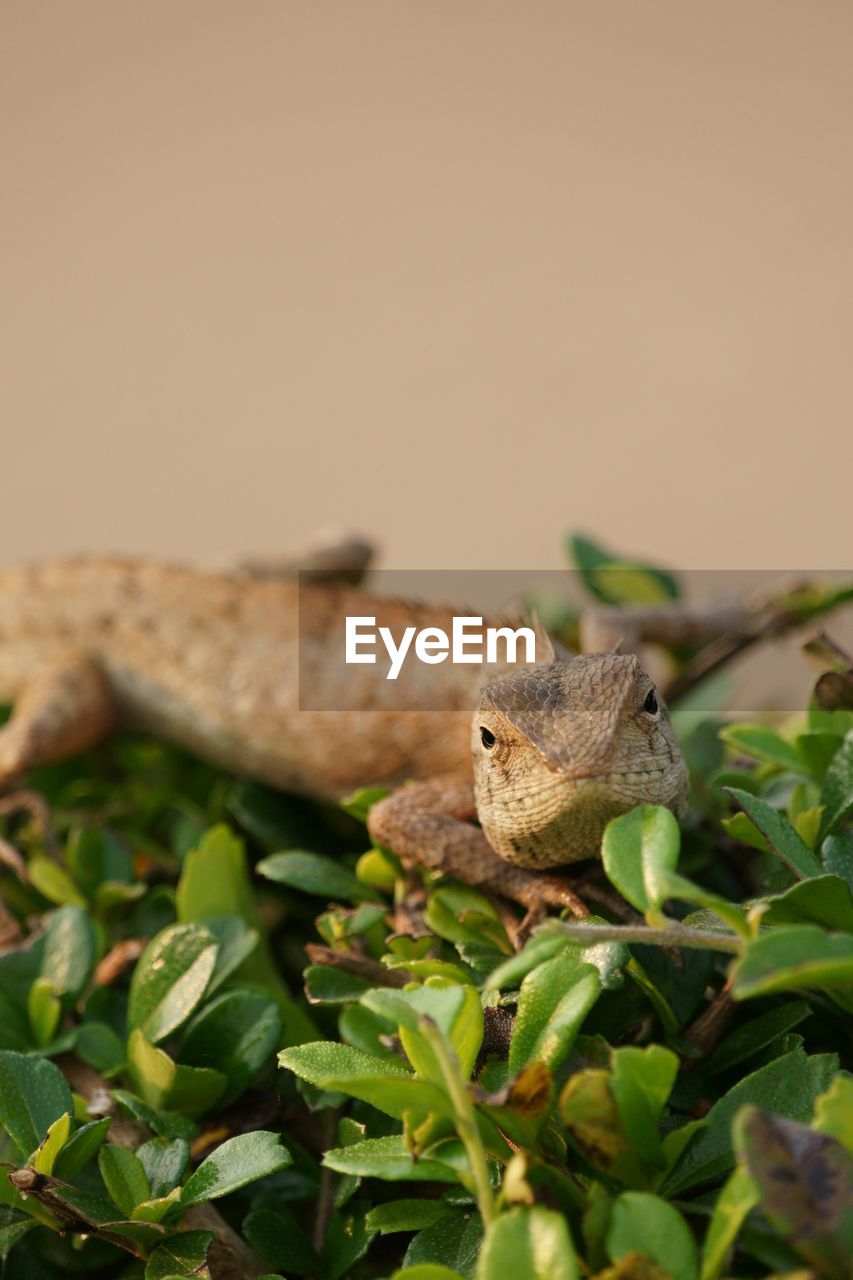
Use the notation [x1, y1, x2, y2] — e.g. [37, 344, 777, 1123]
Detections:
[480, 726, 496, 749]
[643, 688, 659, 715]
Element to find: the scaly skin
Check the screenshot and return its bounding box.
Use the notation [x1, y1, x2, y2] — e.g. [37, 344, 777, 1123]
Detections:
[472, 654, 688, 867]
[0, 558, 518, 797]
[367, 654, 687, 913]
[0, 557, 687, 908]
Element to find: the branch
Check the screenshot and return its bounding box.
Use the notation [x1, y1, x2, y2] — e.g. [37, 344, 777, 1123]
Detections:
[304, 943, 414, 988]
[57, 1056, 270, 1280]
[553, 920, 742, 955]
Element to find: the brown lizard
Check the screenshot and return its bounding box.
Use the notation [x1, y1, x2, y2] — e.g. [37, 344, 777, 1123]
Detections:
[0, 557, 687, 916]
[366, 653, 687, 916]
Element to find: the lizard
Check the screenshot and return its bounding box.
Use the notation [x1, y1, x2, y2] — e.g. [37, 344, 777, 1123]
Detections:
[366, 652, 687, 916]
[0, 556, 688, 918]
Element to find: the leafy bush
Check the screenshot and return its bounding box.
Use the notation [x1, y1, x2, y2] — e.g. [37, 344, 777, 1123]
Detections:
[0, 545, 851, 1279]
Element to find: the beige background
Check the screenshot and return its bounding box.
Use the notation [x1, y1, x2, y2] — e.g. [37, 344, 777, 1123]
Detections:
[2, 2, 851, 572]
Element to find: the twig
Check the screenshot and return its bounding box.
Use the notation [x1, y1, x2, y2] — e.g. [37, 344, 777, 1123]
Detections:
[56, 1056, 270, 1280]
[683, 977, 736, 1057]
[304, 943, 414, 988]
[94, 938, 147, 986]
[0, 790, 59, 859]
[312, 1110, 339, 1258]
[571, 878, 644, 924]
[0, 896, 23, 950]
[553, 921, 742, 955]
[662, 581, 851, 704]
[803, 630, 853, 710]
[0, 836, 27, 881]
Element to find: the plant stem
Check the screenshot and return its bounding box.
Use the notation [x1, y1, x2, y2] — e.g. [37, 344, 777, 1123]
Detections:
[555, 920, 742, 954]
[419, 1016, 496, 1228]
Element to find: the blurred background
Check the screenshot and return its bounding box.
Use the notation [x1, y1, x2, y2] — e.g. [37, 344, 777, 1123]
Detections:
[2, 2, 852, 572]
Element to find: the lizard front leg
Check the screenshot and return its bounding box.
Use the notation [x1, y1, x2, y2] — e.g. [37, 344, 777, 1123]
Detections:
[0, 652, 118, 787]
[367, 776, 590, 919]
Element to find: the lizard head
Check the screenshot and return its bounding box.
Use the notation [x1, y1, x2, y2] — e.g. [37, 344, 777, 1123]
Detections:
[472, 653, 688, 868]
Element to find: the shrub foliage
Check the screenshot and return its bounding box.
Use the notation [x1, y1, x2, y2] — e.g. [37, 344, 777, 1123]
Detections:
[0, 542, 852, 1279]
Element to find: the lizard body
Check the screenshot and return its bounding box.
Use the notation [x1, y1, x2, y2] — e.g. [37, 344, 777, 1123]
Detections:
[0, 557, 687, 903]
[0, 558, 496, 797]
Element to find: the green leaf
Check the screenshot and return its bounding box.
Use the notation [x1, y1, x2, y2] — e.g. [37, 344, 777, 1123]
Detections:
[181, 1131, 291, 1206]
[810, 706, 853, 735]
[0, 1219, 34, 1260]
[357, 847, 401, 890]
[477, 1206, 579, 1280]
[700, 1166, 758, 1280]
[40, 904, 97, 999]
[136, 1137, 190, 1198]
[602, 806, 681, 916]
[176, 824, 315, 1046]
[560, 1068, 638, 1182]
[423, 885, 511, 955]
[366, 1200, 451, 1235]
[819, 730, 853, 837]
[484, 929, 578, 991]
[607, 1192, 698, 1280]
[720, 724, 804, 773]
[609, 1045, 679, 1169]
[363, 980, 483, 1084]
[341, 786, 390, 822]
[144, 1230, 214, 1279]
[706, 1000, 812, 1075]
[112, 1089, 196, 1140]
[390, 1268, 466, 1280]
[663, 1047, 837, 1195]
[814, 1074, 853, 1154]
[242, 1206, 321, 1275]
[792, 801, 824, 848]
[823, 831, 853, 888]
[660, 871, 749, 937]
[509, 956, 600, 1074]
[724, 788, 822, 879]
[257, 850, 371, 902]
[796, 732, 845, 782]
[305, 964, 372, 1004]
[324, 1203, 376, 1280]
[98, 1143, 151, 1217]
[405, 1208, 483, 1276]
[128, 924, 218, 1044]
[732, 924, 853, 998]
[74, 1020, 126, 1073]
[181, 989, 281, 1104]
[759, 874, 853, 931]
[568, 533, 679, 605]
[280, 1042, 449, 1119]
[30, 1110, 72, 1175]
[176, 824, 258, 923]
[67, 826, 133, 894]
[0, 1050, 73, 1157]
[128, 1028, 227, 1117]
[720, 811, 770, 853]
[28, 976, 61, 1048]
[323, 1135, 461, 1183]
[28, 856, 87, 907]
[125, 1188, 182, 1225]
[53, 1116, 112, 1179]
[735, 1105, 853, 1277]
[487, 919, 628, 992]
[203, 916, 260, 994]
